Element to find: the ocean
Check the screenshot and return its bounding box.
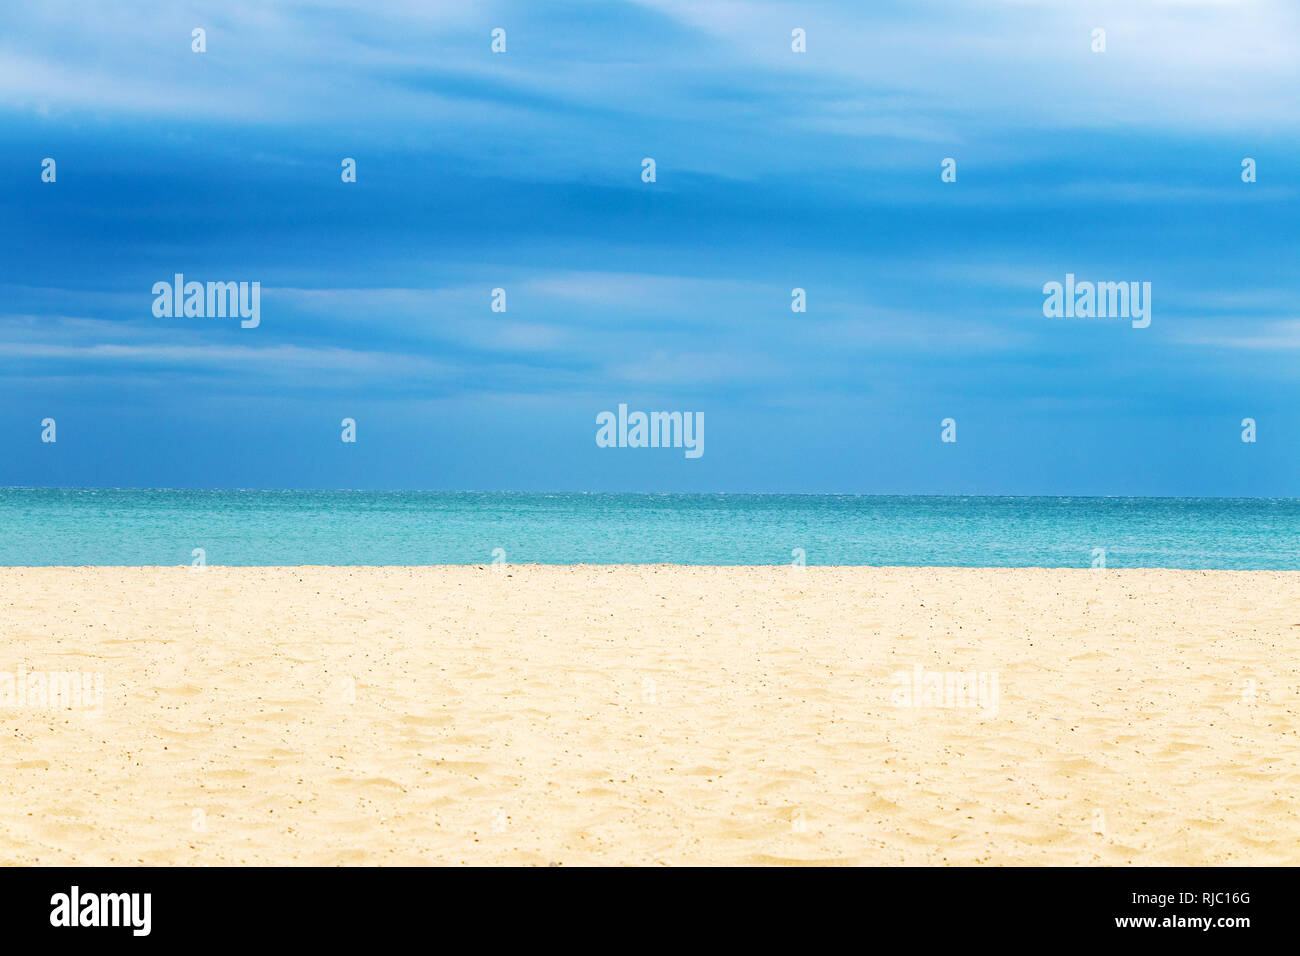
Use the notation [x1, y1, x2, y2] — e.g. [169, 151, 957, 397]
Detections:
[0, 489, 1296, 568]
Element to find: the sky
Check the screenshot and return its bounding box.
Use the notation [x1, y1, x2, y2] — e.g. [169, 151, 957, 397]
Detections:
[2, 0, 1299, 494]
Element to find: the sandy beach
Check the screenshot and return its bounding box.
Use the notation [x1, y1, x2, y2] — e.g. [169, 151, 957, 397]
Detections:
[2, 565, 1297, 866]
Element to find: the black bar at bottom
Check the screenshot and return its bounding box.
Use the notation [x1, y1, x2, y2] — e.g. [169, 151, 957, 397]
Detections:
[0, 866, 1286, 944]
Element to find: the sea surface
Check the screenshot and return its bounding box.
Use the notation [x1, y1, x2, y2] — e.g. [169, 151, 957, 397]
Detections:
[0, 489, 1296, 568]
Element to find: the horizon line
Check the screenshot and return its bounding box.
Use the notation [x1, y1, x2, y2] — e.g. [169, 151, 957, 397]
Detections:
[1, 487, 1297, 502]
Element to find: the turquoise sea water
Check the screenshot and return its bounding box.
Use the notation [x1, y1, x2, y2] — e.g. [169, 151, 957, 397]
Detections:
[0, 489, 1297, 568]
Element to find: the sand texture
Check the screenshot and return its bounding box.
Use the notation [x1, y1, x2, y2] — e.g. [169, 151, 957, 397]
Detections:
[2, 565, 1297, 865]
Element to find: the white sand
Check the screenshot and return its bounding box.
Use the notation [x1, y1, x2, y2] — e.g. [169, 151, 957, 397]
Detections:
[2, 566, 1297, 865]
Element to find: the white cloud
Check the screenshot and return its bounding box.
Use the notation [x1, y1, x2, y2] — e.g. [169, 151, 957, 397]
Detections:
[631, 0, 1300, 132]
[6, 0, 1297, 140]
[0, 339, 451, 375]
[1176, 319, 1300, 349]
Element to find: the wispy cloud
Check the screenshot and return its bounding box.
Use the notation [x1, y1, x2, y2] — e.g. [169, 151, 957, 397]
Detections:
[1, 1, 1297, 493]
[0, 340, 451, 374]
[1176, 319, 1300, 350]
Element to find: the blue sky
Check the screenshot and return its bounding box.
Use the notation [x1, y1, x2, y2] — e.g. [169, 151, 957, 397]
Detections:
[2, 0, 1299, 494]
